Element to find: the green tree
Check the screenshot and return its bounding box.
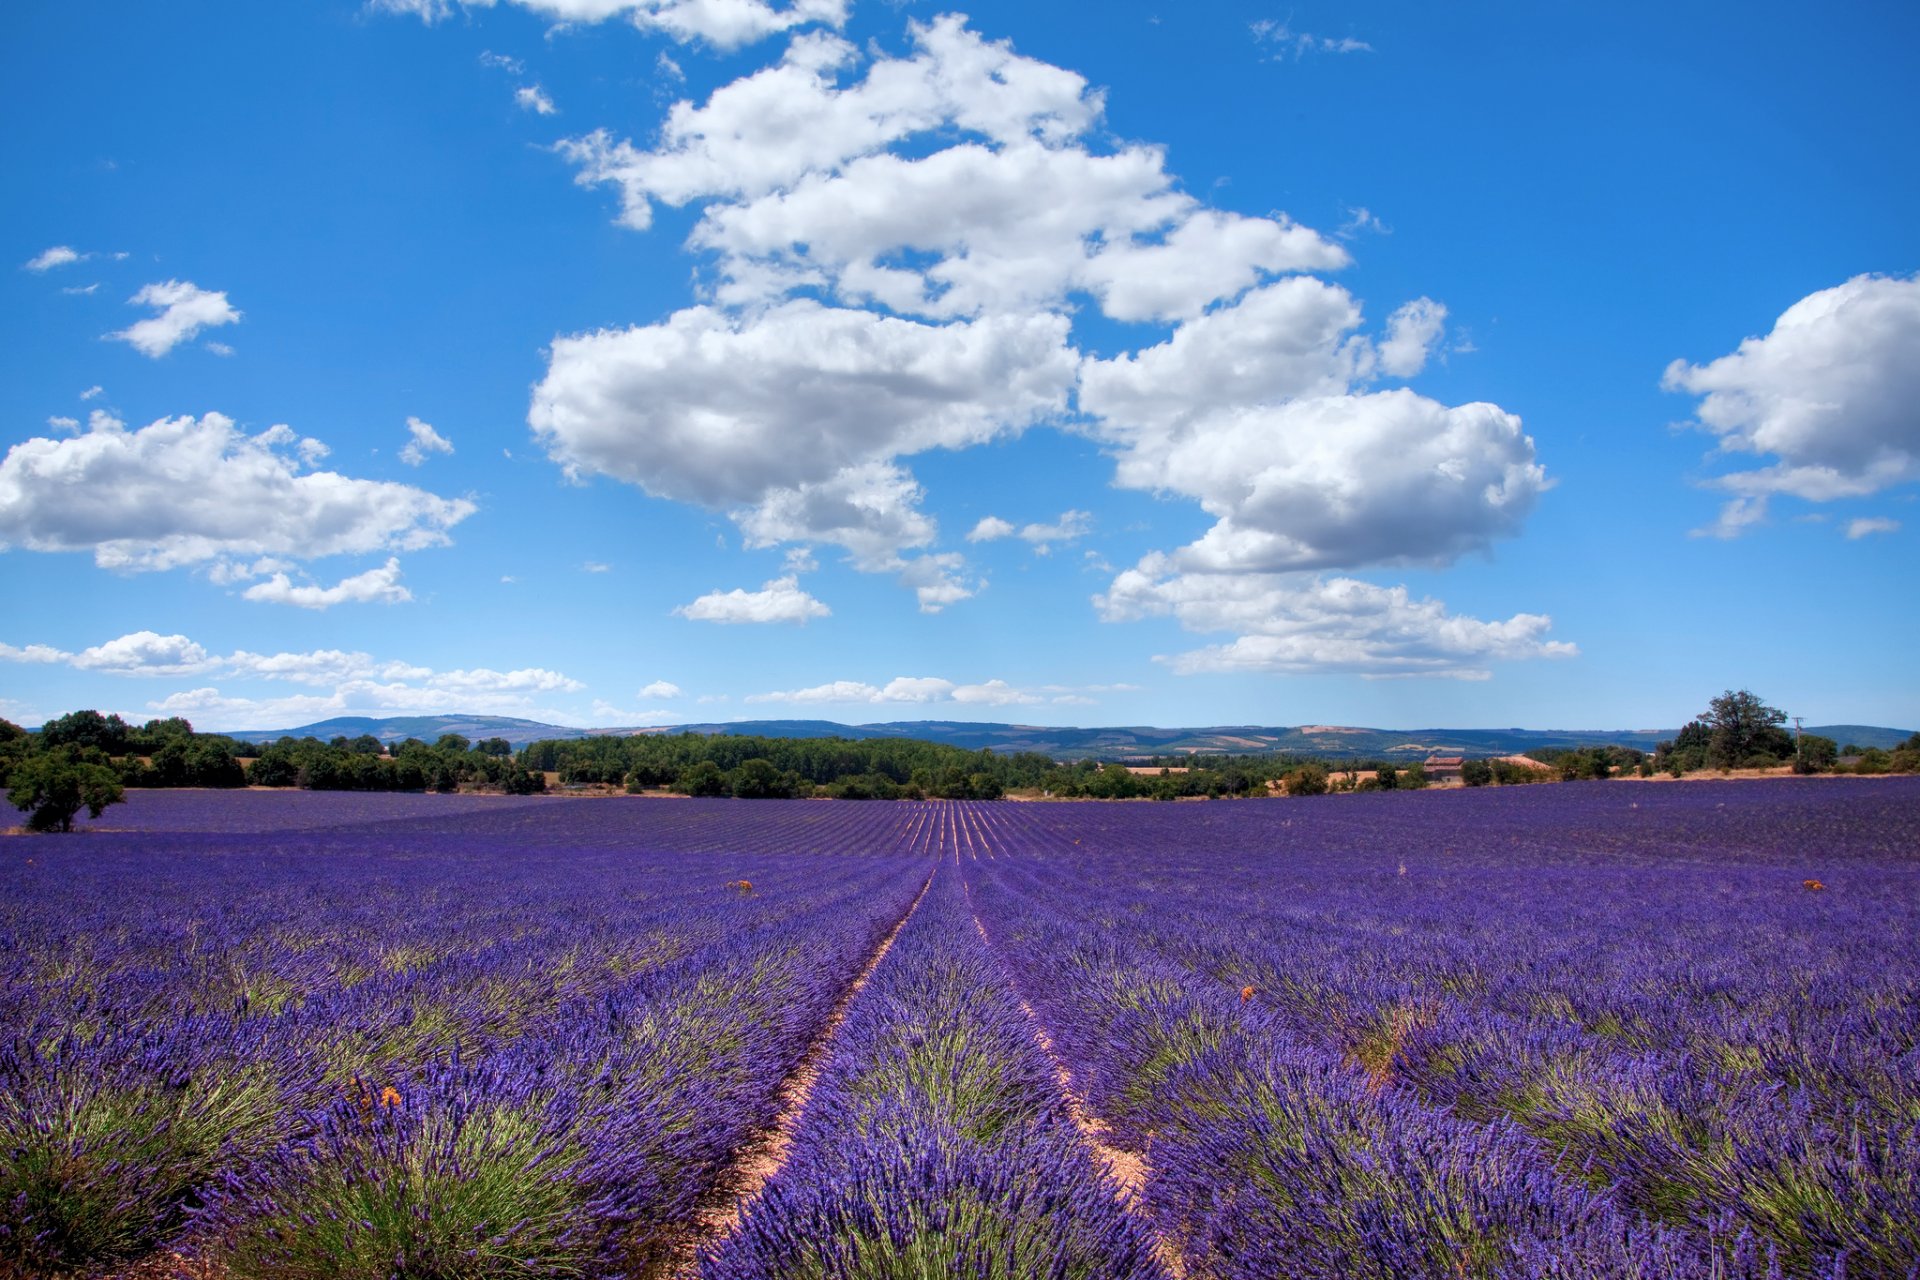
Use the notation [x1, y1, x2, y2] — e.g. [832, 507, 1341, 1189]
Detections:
[1704, 689, 1789, 768]
[8, 750, 125, 832]
[729, 758, 786, 798]
[1461, 758, 1494, 787]
[1792, 734, 1838, 774]
[680, 760, 729, 797]
[1285, 764, 1329, 796]
[38, 709, 132, 755]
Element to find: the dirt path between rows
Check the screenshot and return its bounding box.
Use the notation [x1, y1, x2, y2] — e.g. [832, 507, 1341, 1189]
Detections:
[965, 886, 1188, 1279]
[655, 865, 938, 1279]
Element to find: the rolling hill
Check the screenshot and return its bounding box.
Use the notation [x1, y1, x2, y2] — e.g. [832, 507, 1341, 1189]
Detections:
[233, 715, 1918, 759]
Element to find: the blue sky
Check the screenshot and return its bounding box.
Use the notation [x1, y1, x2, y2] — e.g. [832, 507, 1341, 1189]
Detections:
[2, 0, 1915, 734]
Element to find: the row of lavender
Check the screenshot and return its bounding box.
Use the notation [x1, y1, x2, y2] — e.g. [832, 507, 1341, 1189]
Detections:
[702, 865, 1167, 1279]
[963, 780, 1920, 1278]
[1, 795, 936, 1276]
[5, 783, 1915, 1276]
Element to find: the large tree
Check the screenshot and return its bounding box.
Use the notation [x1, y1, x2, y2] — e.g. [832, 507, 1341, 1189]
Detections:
[1704, 689, 1791, 768]
[8, 750, 125, 832]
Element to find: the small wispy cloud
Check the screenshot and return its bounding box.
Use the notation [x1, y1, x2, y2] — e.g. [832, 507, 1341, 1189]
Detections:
[1846, 516, 1900, 540]
[1251, 19, 1373, 59]
[24, 245, 84, 272]
[515, 84, 558, 115]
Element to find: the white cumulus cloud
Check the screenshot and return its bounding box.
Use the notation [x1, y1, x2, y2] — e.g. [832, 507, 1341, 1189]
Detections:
[744, 674, 1044, 706]
[0, 629, 588, 727]
[399, 416, 455, 466]
[108, 280, 241, 357]
[240, 558, 413, 609]
[1098, 567, 1576, 681]
[967, 516, 1015, 542]
[0, 412, 475, 571]
[515, 84, 558, 115]
[674, 575, 831, 624]
[375, 0, 846, 48]
[1664, 272, 1920, 535]
[25, 245, 83, 272]
[638, 680, 684, 699]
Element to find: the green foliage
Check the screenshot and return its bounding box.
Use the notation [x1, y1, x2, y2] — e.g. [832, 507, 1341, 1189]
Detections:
[0, 1060, 284, 1276]
[1460, 759, 1494, 787]
[38, 709, 133, 755]
[1285, 764, 1329, 797]
[680, 760, 729, 797]
[6, 750, 125, 832]
[1704, 689, 1791, 769]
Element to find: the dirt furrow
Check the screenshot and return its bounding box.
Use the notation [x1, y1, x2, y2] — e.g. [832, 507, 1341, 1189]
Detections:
[657, 865, 939, 1279]
[964, 888, 1189, 1279]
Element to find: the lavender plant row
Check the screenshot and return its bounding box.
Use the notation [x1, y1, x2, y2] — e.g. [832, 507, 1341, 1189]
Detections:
[960, 782, 1920, 1278]
[2, 794, 939, 1276]
[4, 784, 1914, 1278]
[703, 866, 1168, 1280]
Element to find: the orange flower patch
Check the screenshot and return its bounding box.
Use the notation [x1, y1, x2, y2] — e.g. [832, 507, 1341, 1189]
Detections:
[1803, 879, 1826, 892]
[1240, 985, 1257, 1002]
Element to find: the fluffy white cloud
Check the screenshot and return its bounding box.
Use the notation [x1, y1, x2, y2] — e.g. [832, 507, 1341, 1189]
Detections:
[535, 11, 1544, 640]
[24, 245, 82, 272]
[949, 678, 1041, 706]
[693, 142, 1345, 321]
[745, 674, 1043, 706]
[515, 84, 558, 115]
[892, 551, 978, 613]
[1108, 391, 1545, 574]
[735, 462, 935, 566]
[674, 575, 831, 624]
[399, 416, 455, 466]
[1846, 516, 1900, 540]
[240, 558, 413, 609]
[145, 670, 581, 728]
[0, 413, 475, 571]
[0, 631, 585, 708]
[108, 280, 241, 357]
[558, 21, 1098, 230]
[560, 16, 1343, 320]
[1079, 281, 1544, 574]
[638, 680, 684, 699]
[534, 303, 1073, 507]
[967, 510, 1091, 553]
[379, 0, 846, 48]
[534, 301, 1071, 588]
[1098, 567, 1576, 680]
[6, 631, 224, 676]
[1377, 298, 1447, 377]
[967, 516, 1015, 542]
[1665, 273, 1920, 535]
[1080, 278, 1372, 433]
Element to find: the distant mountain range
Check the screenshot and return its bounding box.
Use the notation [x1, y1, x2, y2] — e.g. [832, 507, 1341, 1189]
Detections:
[235, 715, 1919, 760]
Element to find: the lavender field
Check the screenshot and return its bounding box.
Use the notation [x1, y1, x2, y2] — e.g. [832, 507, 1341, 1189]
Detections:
[4, 781, 1917, 1279]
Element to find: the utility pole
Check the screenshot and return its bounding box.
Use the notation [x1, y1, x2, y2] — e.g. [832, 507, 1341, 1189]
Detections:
[1793, 716, 1805, 766]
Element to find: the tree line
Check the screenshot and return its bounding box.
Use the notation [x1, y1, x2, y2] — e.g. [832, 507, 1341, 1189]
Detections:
[1652, 690, 1919, 777]
[8, 691, 1913, 830]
